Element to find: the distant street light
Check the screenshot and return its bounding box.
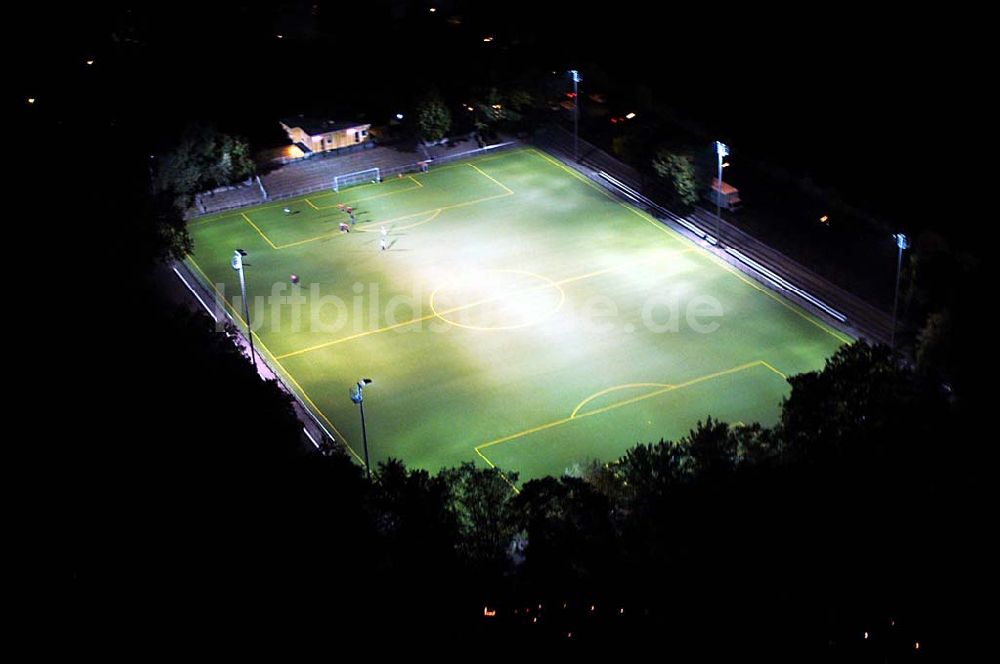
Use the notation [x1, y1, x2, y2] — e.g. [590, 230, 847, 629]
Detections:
[396, 113, 404, 120]
[350, 378, 375, 480]
[569, 70, 582, 161]
[715, 140, 730, 243]
[231, 249, 257, 369]
[891, 233, 910, 349]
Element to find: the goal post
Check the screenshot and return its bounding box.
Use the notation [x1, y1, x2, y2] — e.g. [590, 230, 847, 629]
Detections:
[333, 167, 381, 192]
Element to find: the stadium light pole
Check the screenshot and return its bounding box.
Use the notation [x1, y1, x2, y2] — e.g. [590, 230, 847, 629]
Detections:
[569, 70, 582, 161]
[891, 233, 910, 350]
[715, 140, 729, 244]
[351, 378, 375, 480]
[231, 249, 257, 369]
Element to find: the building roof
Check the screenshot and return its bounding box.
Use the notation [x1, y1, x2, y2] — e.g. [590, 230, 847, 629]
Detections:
[280, 115, 369, 136]
[710, 178, 739, 195]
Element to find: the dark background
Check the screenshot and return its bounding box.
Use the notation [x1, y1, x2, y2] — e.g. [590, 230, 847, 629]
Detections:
[11, 1, 985, 232]
[11, 2, 989, 656]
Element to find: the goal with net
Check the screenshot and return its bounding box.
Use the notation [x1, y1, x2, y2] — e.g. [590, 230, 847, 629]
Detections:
[333, 167, 381, 192]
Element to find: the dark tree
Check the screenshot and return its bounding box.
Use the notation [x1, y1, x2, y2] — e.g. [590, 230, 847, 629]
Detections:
[154, 125, 256, 210]
[415, 92, 452, 143]
[438, 463, 518, 570]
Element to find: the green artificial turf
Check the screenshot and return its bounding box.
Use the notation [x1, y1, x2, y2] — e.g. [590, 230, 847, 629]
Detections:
[187, 148, 848, 481]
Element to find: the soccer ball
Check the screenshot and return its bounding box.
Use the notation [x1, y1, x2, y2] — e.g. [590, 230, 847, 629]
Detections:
[290, 274, 299, 284]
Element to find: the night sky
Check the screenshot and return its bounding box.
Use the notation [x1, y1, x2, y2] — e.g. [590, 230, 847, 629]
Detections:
[13, 1, 984, 236]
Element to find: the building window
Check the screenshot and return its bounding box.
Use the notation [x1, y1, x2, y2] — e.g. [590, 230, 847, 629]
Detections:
[361, 129, 368, 137]
[354, 131, 360, 143]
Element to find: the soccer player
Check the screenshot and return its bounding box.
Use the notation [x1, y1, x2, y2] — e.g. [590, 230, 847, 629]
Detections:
[379, 237, 387, 252]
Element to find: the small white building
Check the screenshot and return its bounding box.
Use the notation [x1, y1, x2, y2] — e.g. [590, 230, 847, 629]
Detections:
[279, 115, 371, 154]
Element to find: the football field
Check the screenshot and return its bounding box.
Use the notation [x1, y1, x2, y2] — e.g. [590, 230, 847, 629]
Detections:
[186, 148, 849, 481]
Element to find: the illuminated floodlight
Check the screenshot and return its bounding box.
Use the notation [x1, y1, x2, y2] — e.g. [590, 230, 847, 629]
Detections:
[351, 378, 375, 480]
[569, 70, 582, 159]
[713, 141, 730, 239]
[27, 98, 36, 104]
[230, 249, 256, 369]
[625, 112, 636, 120]
[891, 233, 910, 348]
[396, 113, 404, 120]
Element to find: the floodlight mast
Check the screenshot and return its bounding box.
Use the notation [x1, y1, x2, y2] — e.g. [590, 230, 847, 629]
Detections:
[715, 141, 729, 244]
[891, 233, 910, 349]
[570, 70, 582, 161]
[351, 378, 375, 480]
[231, 249, 256, 369]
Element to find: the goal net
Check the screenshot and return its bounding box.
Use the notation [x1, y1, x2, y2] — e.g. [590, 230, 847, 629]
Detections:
[333, 167, 381, 192]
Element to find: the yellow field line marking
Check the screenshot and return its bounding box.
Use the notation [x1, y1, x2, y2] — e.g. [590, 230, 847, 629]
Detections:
[475, 360, 777, 460]
[529, 147, 852, 345]
[469, 163, 514, 195]
[474, 449, 521, 493]
[306, 183, 423, 210]
[189, 212, 245, 227]
[190, 199, 308, 227]
[271, 191, 514, 250]
[529, 148, 619, 201]
[274, 250, 683, 360]
[425, 248, 694, 333]
[186, 150, 528, 228]
[240, 212, 279, 250]
[429, 268, 567, 331]
[425, 147, 530, 172]
[759, 360, 788, 380]
[277, 312, 442, 359]
[355, 208, 442, 233]
[570, 383, 674, 419]
[276, 150, 519, 246]
[320, 178, 385, 194]
[184, 256, 365, 468]
[305, 198, 320, 210]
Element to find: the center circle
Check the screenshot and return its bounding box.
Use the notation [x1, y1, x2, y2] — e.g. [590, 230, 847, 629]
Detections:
[429, 269, 565, 331]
